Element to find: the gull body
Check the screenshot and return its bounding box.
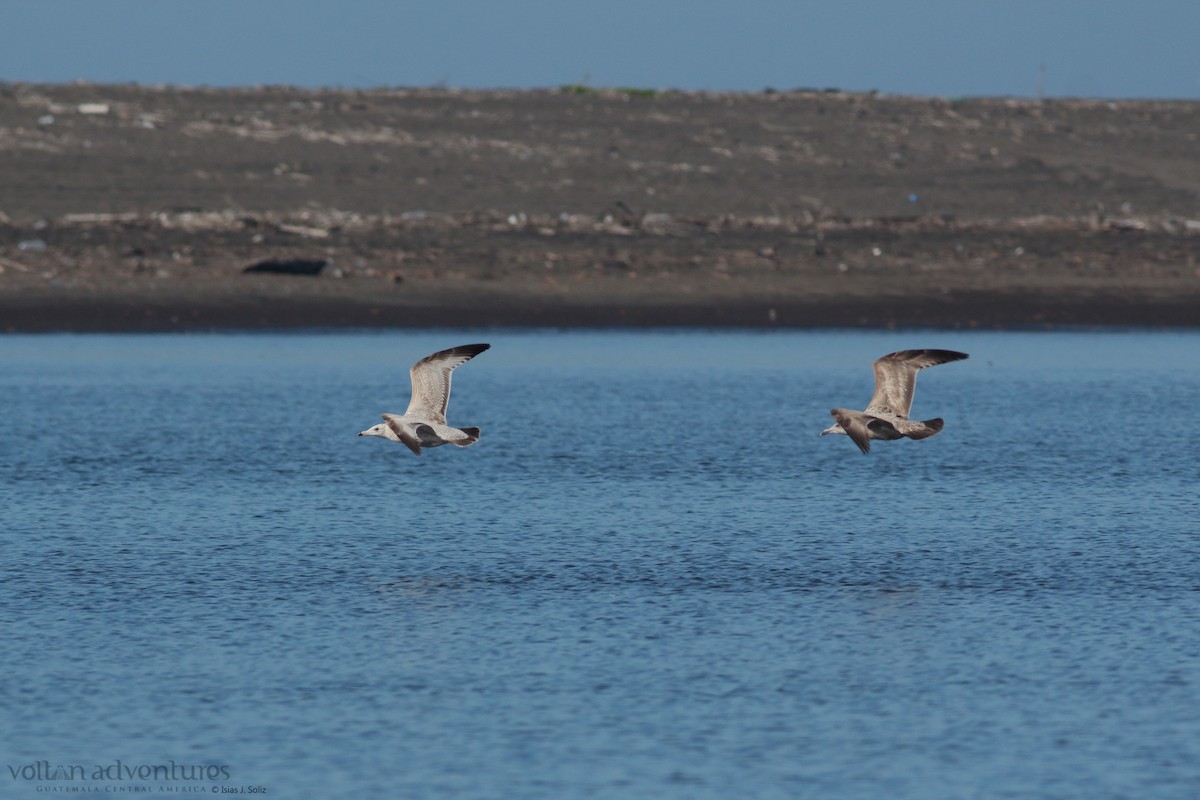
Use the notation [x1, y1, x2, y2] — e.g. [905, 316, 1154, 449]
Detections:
[358, 343, 490, 455]
[821, 349, 968, 454]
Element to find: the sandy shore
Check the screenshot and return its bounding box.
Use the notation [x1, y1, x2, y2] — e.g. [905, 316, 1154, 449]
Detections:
[1, 83, 1197, 330]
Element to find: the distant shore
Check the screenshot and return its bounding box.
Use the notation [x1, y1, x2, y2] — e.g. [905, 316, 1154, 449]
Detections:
[2, 83, 1197, 331]
[5, 287, 1196, 332]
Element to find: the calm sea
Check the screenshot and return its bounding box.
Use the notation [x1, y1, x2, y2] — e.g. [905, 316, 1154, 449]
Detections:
[2, 330, 1198, 799]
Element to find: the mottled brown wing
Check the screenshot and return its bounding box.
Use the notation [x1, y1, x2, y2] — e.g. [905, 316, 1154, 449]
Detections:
[405, 343, 490, 423]
[866, 349, 968, 418]
[384, 416, 422, 456]
[831, 409, 872, 455]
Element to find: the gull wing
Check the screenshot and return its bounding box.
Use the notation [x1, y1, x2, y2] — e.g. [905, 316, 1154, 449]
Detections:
[865, 349, 968, 419]
[831, 409, 874, 455]
[384, 415, 422, 456]
[404, 343, 490, 423]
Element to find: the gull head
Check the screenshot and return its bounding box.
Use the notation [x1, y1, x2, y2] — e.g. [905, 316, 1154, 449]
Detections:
[820, 423, 845, 437]
[358, 424, 388, 438]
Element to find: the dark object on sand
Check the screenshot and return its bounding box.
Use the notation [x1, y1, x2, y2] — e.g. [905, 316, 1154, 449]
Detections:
[244, 258, 327, 276]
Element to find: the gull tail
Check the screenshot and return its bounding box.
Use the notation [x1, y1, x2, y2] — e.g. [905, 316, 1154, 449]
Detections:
[451, 427, 481, 447]
[900, 418, 945, 440]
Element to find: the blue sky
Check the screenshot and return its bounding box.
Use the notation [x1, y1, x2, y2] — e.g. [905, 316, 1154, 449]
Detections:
[2, 1, 1197, 99]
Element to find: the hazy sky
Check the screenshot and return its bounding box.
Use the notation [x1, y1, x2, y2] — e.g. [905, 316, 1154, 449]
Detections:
[2, 1, 1198, 99]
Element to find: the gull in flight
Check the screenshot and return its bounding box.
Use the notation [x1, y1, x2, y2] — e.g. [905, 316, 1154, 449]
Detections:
[821, 349, 968, 454]
[358, 343, 490, 455]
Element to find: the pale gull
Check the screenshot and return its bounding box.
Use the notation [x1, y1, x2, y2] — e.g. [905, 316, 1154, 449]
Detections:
[821, 349, 968, 455]
[358, 343, 490, 455]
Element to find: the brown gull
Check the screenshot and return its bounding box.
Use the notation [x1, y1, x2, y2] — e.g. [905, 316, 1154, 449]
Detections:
[358, 343, 490, 455]
[821, 349, 968, 455]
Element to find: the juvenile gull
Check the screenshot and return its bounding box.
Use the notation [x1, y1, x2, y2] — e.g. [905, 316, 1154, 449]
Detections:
[821, 349, 968, 455]
[358, 343, 490, 455]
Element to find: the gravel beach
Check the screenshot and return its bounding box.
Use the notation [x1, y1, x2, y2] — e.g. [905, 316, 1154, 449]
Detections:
[2, 82, 1197, 330]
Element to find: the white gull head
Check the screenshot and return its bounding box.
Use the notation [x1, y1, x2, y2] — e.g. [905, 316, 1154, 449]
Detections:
[358, 423, 391, 439]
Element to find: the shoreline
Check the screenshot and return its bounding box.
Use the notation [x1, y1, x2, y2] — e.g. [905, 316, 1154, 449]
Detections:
[2, 83, 1198, 332]
[4, 291, 1197, 333]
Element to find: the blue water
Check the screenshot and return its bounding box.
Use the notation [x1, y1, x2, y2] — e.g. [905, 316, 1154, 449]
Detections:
[2, 330, 1198, 799]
